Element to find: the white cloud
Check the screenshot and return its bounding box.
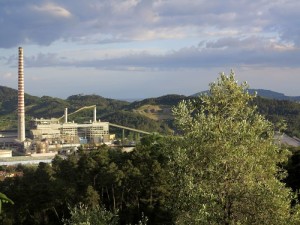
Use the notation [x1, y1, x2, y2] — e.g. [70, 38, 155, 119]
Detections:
[111, 0, 141, 14]
[132, 27, 188, 40]
[31, 3, 72, 18]
[1, 0, 300, 48]
[17, 36, 300, 72]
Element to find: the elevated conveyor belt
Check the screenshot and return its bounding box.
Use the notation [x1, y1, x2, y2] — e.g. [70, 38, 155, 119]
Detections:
[57, 105, 96, 121]
[109, 123, 150, 135]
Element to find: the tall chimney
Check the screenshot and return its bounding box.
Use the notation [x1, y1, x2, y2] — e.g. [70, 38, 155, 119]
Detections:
[93, 106, 97, 122]
[64, 108, 68, 123]
[18, 47, 25, 142]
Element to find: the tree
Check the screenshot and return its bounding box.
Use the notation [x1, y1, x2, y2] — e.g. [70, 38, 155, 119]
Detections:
[125, 134, 173, 224]
[168, 71, 300, 224]
[0, 192, 13, 214]
[62, 203, 118, 225]
[284, 147, 300, 199]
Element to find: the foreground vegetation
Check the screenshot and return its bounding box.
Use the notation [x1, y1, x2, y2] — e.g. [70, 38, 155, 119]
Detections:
[1, 73, 300, 224]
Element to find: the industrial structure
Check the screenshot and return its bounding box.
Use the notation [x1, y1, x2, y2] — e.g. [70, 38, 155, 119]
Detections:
[18, 47, 25, 142]
[30, 106, 110, 152]
[14, 46, 112, 153]
[28, 105, 151, 153]
[0, 47, 151, 159]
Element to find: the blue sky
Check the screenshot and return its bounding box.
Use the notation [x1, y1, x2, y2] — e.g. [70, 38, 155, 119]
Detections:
[0, 0, 299, 99]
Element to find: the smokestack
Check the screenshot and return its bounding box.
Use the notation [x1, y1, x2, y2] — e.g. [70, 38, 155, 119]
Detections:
[64, 108, 68, 123]
[18, 47, 25, 142]
[93, 106, 96, 122]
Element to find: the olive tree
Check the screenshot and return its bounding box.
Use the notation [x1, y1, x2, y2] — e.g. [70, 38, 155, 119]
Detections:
[62, 203, 118, 225]
[168, 72, 300, 225]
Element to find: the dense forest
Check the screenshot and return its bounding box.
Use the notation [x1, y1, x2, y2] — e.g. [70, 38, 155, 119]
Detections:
[1, 74, 300, 224]
[254, 97, 300, 137]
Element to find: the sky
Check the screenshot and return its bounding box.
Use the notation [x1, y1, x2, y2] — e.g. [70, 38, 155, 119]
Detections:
[0, 0, 300, 100]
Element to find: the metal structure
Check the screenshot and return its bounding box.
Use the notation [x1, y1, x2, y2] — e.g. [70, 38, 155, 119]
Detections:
[30, 106, 150, 150]
[17, 47, 25, 142]
[109, 123, 149, 145]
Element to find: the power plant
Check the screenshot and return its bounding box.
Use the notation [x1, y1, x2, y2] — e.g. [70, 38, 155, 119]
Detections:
[0, 47, 112, 154]
[30, 106, 110, 153]
[0, 47, 150, 160]
[16, 45, 111, 152]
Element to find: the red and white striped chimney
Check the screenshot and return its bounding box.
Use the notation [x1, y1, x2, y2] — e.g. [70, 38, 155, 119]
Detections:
[18, 47, 25, 142]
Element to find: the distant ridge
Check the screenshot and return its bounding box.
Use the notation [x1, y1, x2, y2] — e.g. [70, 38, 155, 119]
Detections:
[117, 98, 143, 102]
[247, 89, 300, 101]
[192, 89, 300, 102]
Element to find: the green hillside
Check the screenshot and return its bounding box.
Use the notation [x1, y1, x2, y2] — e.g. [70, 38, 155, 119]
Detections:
[1, 86, 300, 137]
[0, 86, 40, 115]
[0, 86, 171, 133]
[254, 97, 300, 137]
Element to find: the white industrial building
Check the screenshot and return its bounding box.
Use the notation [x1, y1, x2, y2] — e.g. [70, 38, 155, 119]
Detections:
[29, 106, 110, 152]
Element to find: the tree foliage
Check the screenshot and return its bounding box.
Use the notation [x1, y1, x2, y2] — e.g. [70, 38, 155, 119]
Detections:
[1, 73, 300, 224]
[168, 72, 300, 224]
[62, 203, 118, 225]
[253, 97, 300, 137]
[0, 192, 14, 214]
[0, 139, 172, 224]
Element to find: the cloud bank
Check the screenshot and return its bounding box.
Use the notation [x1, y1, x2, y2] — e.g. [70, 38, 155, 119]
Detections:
[1, 0, 300, 98]
[1, 0, 299, 70]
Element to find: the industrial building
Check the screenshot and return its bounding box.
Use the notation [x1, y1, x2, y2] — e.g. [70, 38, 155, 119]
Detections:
[30, 106, 110, 152]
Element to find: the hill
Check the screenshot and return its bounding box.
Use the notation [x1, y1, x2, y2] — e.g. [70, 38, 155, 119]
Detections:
[1, 86, 300, 137]
[193, 89, 300, 102]
[0, 86, 172, 133]
[253, 97, 300, 137]
[0, 86, 40, 115]
[248, 89, 300, 101]
[124, 94, 189, 121]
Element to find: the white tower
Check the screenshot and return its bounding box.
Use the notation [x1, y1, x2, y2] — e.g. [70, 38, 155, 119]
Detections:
[18, 47, 26, 142]
[93, 106, 97, 122]
[64, 108, 68, 123]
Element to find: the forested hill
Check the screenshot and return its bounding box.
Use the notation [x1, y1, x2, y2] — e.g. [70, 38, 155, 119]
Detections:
[0, 86, 40, 115]
[124, 94, 188, 110]
[248, 89, 300, 101]
[253, 97, 300, 137]
[1, 86, 300, 136]
[193, 88, 300, 102]
[0, 86, 172, 133]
